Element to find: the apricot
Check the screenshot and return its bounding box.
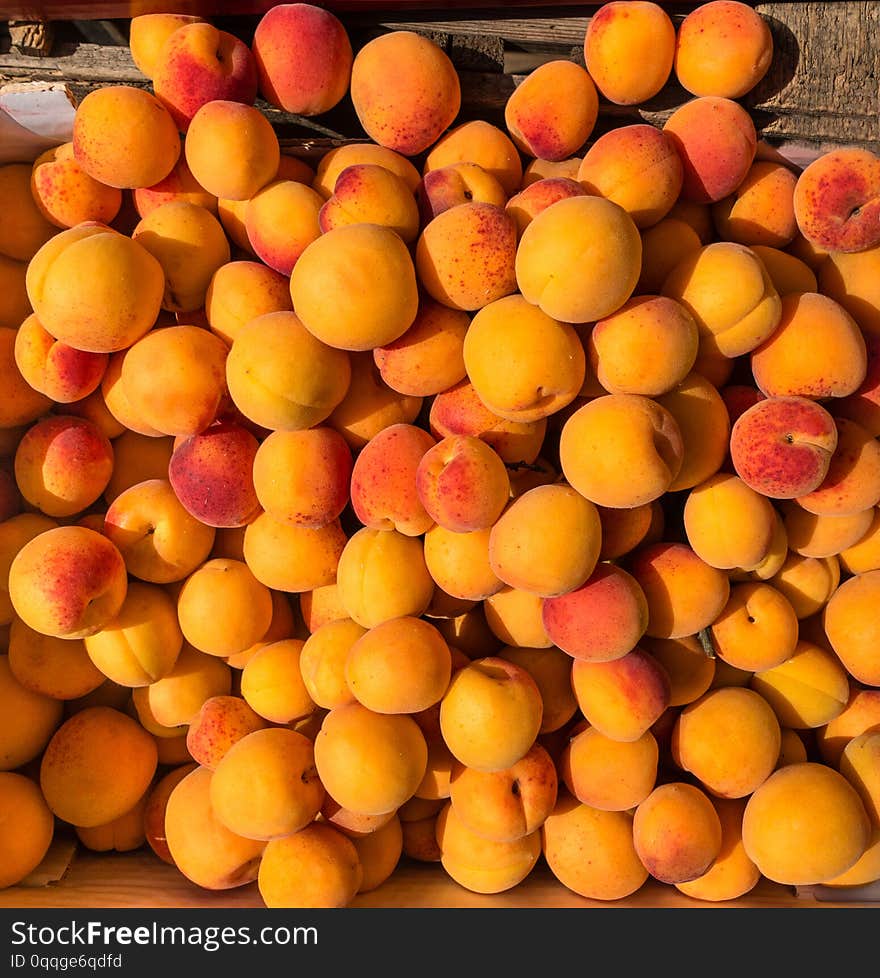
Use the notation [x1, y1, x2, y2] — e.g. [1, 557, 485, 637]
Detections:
[39, 705, 156, 828]
[752, 244, 818, 297]
[542, 563, 648, 664]
[291, 223, 418, 351]
[636, 218, 704, 296]
[633, 781, 723, 884]
[0, 655, 63, 770]
[350, 31, 460, 157]
[751, 292, 867, 400]
[14, 414, 113, 518]
[588, 296, 698, 398]
[419, 161, 508, 226]
[662, 96, 757, 204]
[424, 119, 523, 197]
[416, 435, 509, 534]
[782, 502, 874, 559]
[8, 618, 104, 701]
[312, 144, 421, 200]
[742, 762, 870, 885]
[252, 427, 351, 532]
[815, 687, 880, 768]
[320, 794, 397, 839]
[209, 727, 323, 841]
[14, 313, 107, 404]
[770, 551, 840, 619]
[661, 241, 781, 360]
[674, 1, 774, 99]
[838, 509, 880, 575]
[730, 395, 838, 500]
[72, 85, 180, 190]
[168, 420, 260, 529]
[315, 702, 427, 816]
[505, 176, 586, 238]
[482, 586, 552, 650]
[259, 821, 361, 908]
[372, 297, 468, 398]
[205, 259, 292, 346]
[26, 223, 165, 354]
[185, 694, 268, 770]
[103, 478, 215, 585]
[131, 201, 230, 315]
[657, 371, 731, 492]
[83, 580, 182, 687]
[835, 332, 880, 437]
[542, 792, 648, 900]
[488, 484, 601, 599]
[578, 125, 683, 229]
[121, 325, 229, 439]
[184, 100, 280, 201]
[321, 163, 419, 243]
[674, 797, 760, 902]
[796, 417, 880, 518]
[429, 379, 548, 465]
[435, 800, 541, 894]
[345, 616, 452, 716]
[818, 245, 880, 337]
[641, 635, 715, 707]
[176, 557, 273, 658]
[504, 60, 597, 162]
[463, 294, 585, 423]
[164, 766, 265, 890]
[0, 771, 55, 888]
[350, 423, 435, 536]
[351, 814, 403, 893]
[134, 154, 217, 220]
[31, 141, 122, 230]
[152, 22, 257, 133]
[253, 3, 352, 116]
[597, 501, 664, 562]
[8, 525, 127, 640]
[0, 514, 59, 627]
[824, 569, 880, 687]
[712, 161, 798, 248]
[516, 195, 642, 324]
[672, 687, 781, 798]
[299, 582, 348, 634]
[709, 581, 799, 672]
[583, 1, 675, 106]
[336, 527, 434, 629]
[326, 350, 422, 451]
[241, 179, 322, 277]
[793, 147, 880, 254]
[0, 255, 32, 330]
[129, 12, 206, 78]
[559, 394, 684, 508]
[627, 540, 730, 640]
[560, 724, 658, 812]
[571, 649, 671, 743]
[415, 202, 517, 313]
[134, 642, 231, 729]
[750, 639, 850, 729]
[683, 472, 778, 571]
[496, 645, 577, 735]
[0, 163, 55, 263]
[439, 657, 543, 772]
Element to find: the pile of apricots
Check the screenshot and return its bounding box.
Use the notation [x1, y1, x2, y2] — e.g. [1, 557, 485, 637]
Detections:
[2, 0, 880, 908]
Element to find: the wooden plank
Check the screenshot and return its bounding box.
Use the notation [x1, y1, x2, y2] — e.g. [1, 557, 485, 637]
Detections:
[0, 847, 872, 909]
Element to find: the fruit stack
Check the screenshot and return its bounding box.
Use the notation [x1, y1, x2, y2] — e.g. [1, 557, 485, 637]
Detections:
[1, 1, 879, 908]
